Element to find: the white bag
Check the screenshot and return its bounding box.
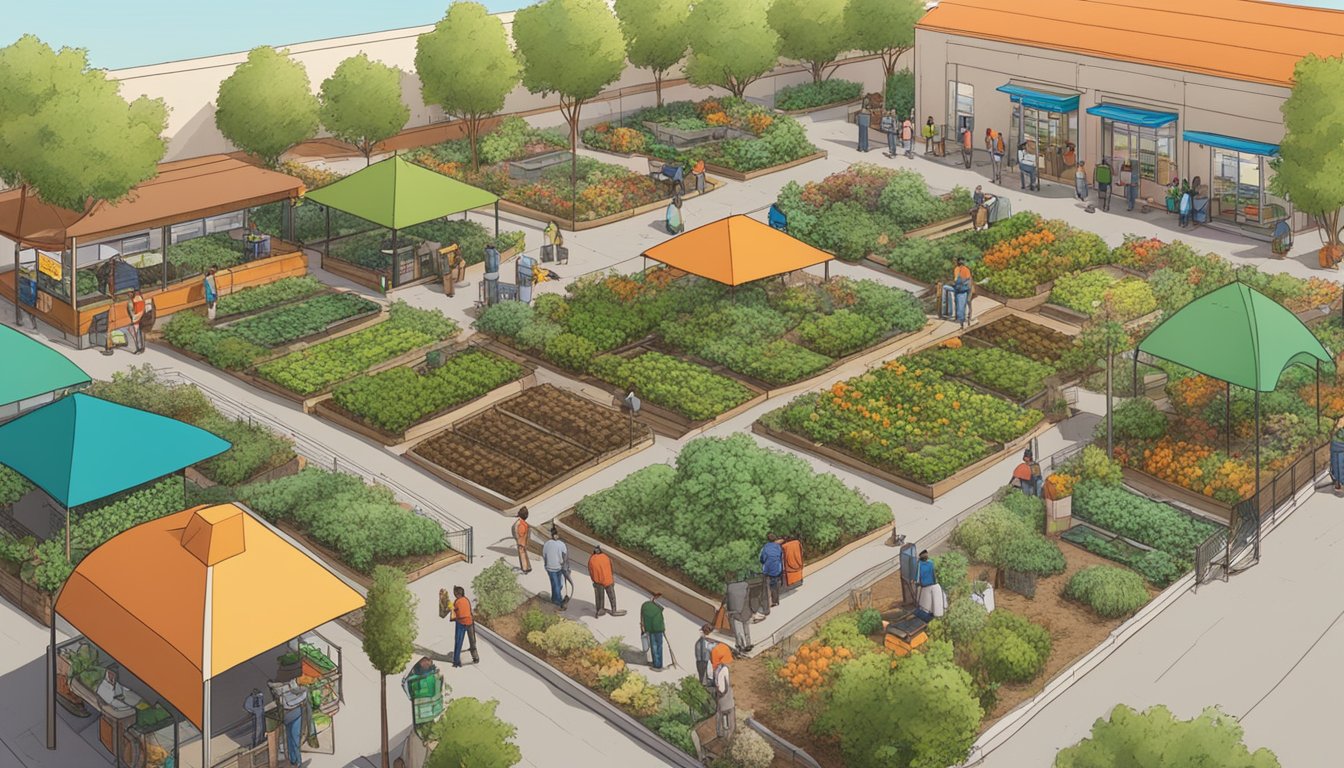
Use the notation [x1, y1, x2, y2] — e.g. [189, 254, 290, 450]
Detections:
[918, 584, 948, 618]
[971, 584, 996, 614]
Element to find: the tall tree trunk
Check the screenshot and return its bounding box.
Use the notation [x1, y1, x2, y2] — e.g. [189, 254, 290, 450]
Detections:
[811, 61, 824, 83]
[379, 673, 389, 768]
[653, 70, 665, 107]
[883, 51, 897, 80]
[467, 115, 482, 171]
[13, 183, 28, 324]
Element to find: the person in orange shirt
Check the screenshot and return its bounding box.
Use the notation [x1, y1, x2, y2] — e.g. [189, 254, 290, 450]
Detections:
[692, 158, 706, 195]
[512, 507, 531, 574]
[589, 544, 620, 617]
[961, 126, 974, 169]
[451, 586, 478, 667]
[1011, 449, 1042, 497]
[781, 533, 804, 590]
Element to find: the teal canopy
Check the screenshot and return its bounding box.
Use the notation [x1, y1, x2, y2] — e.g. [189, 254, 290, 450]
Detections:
[0, 326, 91, 406]
[996, 84, 1080, 113]
[1182, 130, 1279, 157]
[1086, 104, 1178, 129]
[0, 393, 231, 507]
[1138, 282, 1333, 392]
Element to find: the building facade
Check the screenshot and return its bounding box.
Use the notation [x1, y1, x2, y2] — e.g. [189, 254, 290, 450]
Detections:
[915, 0, 1344, 236]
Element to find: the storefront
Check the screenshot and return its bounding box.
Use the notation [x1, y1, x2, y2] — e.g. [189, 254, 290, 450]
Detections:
[997, 85, 1080, 181]
[1185, 131, 1287, 235]
[1089, 104, 1180, 206]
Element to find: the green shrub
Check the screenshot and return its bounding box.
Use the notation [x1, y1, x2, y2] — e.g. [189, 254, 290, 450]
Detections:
[953, 501, 1063, 575]
[1065, 565, 1149, 618]
[1111, 398, 1168, 441]
[472, 558, 528, 620]
[933, 551, 970, 597]
[0, 465, 33, 506]
[544, 332, 599, 372]
[521, 606, 558, 636]
[933, 597, 988, 646]
[855, 608, 883, 636]
[527, 619, 597, 656]
[1072, 480, 1218, 563]
[884, 70, 915, 122]
[775, 79, 863, 111]
[1056, 704, 1281, 768]
[846, 279, 925, 332]
[168, 233, 243, 274]
[797, 309, 882, 357]
[216, 276, 325, 316]
[998, 487, 1046, 531]
[972, 611, 1051, 684]
[817, 613, 875, 654]
[1077, 445, 1127, 485]
[877, 170, 960, 232]
[516, 318, 562, 351]
[998, 533, 1067, 576]
[425, 697, 521, 768]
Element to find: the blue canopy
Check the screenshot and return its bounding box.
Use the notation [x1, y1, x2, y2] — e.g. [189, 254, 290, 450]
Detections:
[0, 393, 230, 507]
[1183, 130, 1279, 157]
[996, 84, 1080, 113]
[1086, 104, 1178, 129]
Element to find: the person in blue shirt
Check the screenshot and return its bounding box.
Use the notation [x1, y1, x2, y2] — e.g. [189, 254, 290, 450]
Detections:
[917, 550, 936, 588]
[760, 534, 784, 607]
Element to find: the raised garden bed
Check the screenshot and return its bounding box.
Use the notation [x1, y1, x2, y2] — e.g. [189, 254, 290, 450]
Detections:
[1041, 265, 1158, 327]
[963, 314, 1084, 381]
[405, 385, 652, 509]
[906, 341, 1054, 405]
[213, 275, 330, 322]
[311, 347, 533, 446]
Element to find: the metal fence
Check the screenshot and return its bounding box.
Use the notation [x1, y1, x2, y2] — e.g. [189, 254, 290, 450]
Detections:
[152, 367, 475, 561]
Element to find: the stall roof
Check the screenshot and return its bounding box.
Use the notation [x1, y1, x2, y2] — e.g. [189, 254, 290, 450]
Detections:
[1183, 130, 1280, 157]
[0, 326, 90, 406]
[304, 155, 499, 231]
[641, 215, 834, 287]
[56, 503, 364, 729]
[918, 0, 1344, 88]
[0, 154, 304, 250]
[996, 84, 1080, 113]
[1085, 103, 1179, 128]
[1138, 282, 1334, 392]
[0, 393, 230, 507]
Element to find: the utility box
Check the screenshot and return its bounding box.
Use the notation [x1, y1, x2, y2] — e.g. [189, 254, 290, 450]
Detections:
[1046, 495, 1073, 535]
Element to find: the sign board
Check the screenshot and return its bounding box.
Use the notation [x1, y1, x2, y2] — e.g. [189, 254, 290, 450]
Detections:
[37, 253, 62, 281]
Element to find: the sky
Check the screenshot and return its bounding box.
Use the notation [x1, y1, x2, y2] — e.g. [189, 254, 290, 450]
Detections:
[7, 0, 1344, 71]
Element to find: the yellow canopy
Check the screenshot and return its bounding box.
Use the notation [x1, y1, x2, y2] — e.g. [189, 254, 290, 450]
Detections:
[641, 214, 834, 286]
[56, 503, 364, 729]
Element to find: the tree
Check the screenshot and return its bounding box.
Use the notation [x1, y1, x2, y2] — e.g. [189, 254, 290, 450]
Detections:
[767, 0, 850, 83]
[845, 0, 924, 80]
[816, 641, 982, 768]
[425, 697, 522, 768]
[1056, 704, 1280, 768]
[1078, 315, 1131, 457]
[215, 47, 319, 167]
[363, 566, 417, 768]
[512, 0, 626, 159]
[685, 0, 780, 98]
[614, 0, 690, 107]
[416, 2, 520, 170]
[1272, 54, 1344, 262]
[319, 54, 409, 165]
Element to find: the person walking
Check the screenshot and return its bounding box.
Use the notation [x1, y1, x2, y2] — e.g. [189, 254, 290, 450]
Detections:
[1179, 183, 1193, 228]
[542, 527, 569, 609]
[589, 544, 619, 617]
[665, 194, 684, 234]
[1075, 161, 1089, 203]
[782, 533, 804, 591]
[694, 624, 716, 685]
[759, 534, 784, 608]
[990, 130, 1006, 184]
[960, 125, 973, 169]
[640, 593, 667, 670]
[901, 117, 914, 158]
[922, 116, 937, 154]
[882, 111, 897, 157]
[1122, 159, 1139, 211]
[723, 573, 753, 654]
[692, 158, 706, 195]
[512, 507, 531, 574]
[713, 659, 736, 740]
[856, 110, 871, 153]
[125, 289, 147, 354]
[1094, 159, 1112, 211]
[203, 267, 219, 321]
[450, 586, 479, 667]
[1018, 142, 1038, 191]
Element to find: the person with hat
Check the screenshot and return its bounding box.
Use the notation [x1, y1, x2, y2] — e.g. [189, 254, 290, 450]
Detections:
[694, 624, 717, 685]
[1011, 449, 1042, 496]
[589, 544, 620, 617]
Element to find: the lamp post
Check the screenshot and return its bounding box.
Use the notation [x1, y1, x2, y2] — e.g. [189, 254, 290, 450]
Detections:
[1094, 300, 1114, 458]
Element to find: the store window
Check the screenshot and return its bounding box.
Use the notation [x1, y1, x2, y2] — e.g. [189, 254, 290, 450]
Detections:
[205, 211, 245, 234]
[1020, 107, 1079, 180]
[169, 220, 205, 244]
[1211, 150, 1283, 228]
[1103, 121, 1177, 186]
[948, 81, 974, 133]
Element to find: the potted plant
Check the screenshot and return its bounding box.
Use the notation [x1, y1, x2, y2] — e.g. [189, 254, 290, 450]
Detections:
[1044, 472, 1075, 535]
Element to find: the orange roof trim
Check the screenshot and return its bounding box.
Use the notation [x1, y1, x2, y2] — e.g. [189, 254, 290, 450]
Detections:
[918, 0, 1344, 87]
[641, 215, 833, 286]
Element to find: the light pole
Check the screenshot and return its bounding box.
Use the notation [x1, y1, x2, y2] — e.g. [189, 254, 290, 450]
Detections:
[1094, 300, 1115, 458]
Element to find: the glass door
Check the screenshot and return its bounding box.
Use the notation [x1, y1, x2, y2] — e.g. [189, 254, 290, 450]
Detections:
[1237, 154, 1263, 225]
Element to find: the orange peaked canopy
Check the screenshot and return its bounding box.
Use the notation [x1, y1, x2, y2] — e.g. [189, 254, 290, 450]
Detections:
[641, 214, 833, 286]
[56, 504, 364, 729]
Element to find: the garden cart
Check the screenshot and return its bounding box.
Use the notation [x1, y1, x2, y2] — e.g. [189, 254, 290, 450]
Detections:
[404, 663, 446, 741]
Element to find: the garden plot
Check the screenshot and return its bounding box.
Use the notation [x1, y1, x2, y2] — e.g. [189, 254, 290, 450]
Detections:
[963, 313, 1088, 384]
[773, 79, 863, 114]
[1043, 265, 1158, 327]
[405, 385, 653, 510]
[582, 97, 824, 180]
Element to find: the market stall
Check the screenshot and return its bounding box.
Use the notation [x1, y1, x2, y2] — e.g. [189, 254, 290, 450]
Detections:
[0, 325, 90, 420]
[639, 214, 835, 286]
[48, 502, 364, 768]
[0, 154, 306, 348]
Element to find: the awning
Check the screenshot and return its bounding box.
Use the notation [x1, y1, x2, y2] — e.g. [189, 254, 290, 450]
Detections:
[996, 84, 1080, 113]
[1183, 130, 1279, 157]
[305, 155, 499, 231]
[641, 215, 834, 287]
[1086, 104, 1178, 128]
[0, 326, 90, 407]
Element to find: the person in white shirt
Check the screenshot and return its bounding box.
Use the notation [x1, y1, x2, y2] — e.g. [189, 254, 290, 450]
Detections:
[713, 661, 735, 739]
[541, 527, 569, 609]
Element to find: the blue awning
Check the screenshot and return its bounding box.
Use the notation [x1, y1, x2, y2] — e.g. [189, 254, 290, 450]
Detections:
[1086, 104, 1178, 128]
[996, 84, 1080, 113]
[1183, 130, 1279, 157]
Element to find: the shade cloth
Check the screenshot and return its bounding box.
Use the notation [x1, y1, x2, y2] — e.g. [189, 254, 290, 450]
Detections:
[1138, 282, 1333, 392]
[1086, 104, 1178, 128]
[304, 155, 498, 231]
[56, 503, 364, 728]
[641, 215, 833, 286]
[0, 393, 230, 507]
[1182, 130, 1280, 157]
[0, 326, 90, 406]
[996, 84, 1080, 113]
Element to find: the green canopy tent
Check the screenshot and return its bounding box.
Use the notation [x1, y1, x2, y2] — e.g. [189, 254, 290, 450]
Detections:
[0, 392, 231, 555]
[1135, 282, 1334, 553]
[0, 326, 91, 418]
[305, 155, 501, 289]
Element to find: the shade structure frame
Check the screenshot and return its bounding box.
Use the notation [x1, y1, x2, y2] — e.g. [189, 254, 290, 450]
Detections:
[304, 155, 499, 231]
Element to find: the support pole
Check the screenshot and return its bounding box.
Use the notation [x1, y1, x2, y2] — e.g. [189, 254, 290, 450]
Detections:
[46, 615, 56, 750]
[494, 202, 500, 238]
[161, 226, 170, 292]
[1254, 387, 1262, 562]
[1316, 360, 1322, 435]
[1105, 334, 1113, 458]
[1226, 381, 1232, 458]
[1131, 350, 1138, 397]
[824, 260, 830, 281]
[68, 237, 78, 331]
[14, 241, 23, 326]
[390, 229, 399, 291]
[324, 207, 332, 262]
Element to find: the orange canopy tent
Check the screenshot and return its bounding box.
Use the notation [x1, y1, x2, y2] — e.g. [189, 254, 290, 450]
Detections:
[641, 214, 834, 286]
[51, 503, 363, 765]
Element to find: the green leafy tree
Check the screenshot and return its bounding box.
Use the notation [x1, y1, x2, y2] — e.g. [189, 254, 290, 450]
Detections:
[767, 0, 850, 83]
[512, 0, 626, 159]
[1273, 54, 1344, 259]
[846, 0, 924, 80]
[425, 697, 522, 768]
[614, 0, 690, 107]
[416, 2, 521, 170]
[363, 566, 417, 768]
[0, 35, 166, 224]
[686, 0, 780, 98]
[817, 641, 982, 768]
[216, 47, 319, 167]
[1056, 704, 1280, 768]
[319, 54, 409, 165]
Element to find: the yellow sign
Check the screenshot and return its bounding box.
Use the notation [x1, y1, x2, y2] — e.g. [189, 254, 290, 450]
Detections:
[37, 253, 62, 281]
